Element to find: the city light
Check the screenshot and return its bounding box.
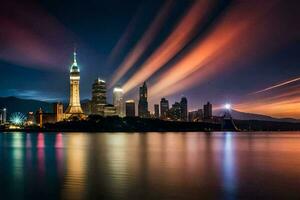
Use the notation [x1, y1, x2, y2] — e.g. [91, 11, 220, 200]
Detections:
[225, 104, 231, 110]
[9, 112, 26, 125]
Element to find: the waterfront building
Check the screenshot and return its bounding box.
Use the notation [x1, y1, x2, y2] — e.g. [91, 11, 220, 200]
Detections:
[160, 98, 169, 119]
[138, 82, 149, 118]
[26, 112, 35, 125]
[188, 109, 203, 122]
[180, 96, 188, 121]
[154, 104, 159, 118]
[91, 78, 106, 115]
[53, 102, 64, 122]
[126, 100, 135, 117]
[168, 102, 181, 121]
[0, 108, 6, 124]
[35, 103, 65, 127]
[113, 87, 125, 117]
[203, 102, 213, 120]
[65, 50, 84, 117]
[103, 104, 117, 117]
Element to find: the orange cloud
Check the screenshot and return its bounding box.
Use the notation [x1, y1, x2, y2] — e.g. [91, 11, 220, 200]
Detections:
[109, 0, 174, 88]
[122, 0, 214, 92]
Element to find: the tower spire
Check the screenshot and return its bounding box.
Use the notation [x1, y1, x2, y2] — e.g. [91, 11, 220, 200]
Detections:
[73, 45, 77, 66]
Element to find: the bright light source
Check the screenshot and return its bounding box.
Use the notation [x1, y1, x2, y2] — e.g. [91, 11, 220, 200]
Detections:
[225, 103, 231, 110]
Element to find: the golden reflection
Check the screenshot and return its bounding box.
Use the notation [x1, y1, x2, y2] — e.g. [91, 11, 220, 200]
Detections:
[63, 133, 89, 200]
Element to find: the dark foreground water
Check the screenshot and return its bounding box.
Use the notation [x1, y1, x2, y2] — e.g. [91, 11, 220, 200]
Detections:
[1, 132, 300, 200]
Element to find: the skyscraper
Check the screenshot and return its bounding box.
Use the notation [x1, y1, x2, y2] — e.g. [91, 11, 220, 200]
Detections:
[126, 100, 135, 117]
[160, 98, 169, 119]
[113, 87, 125, 117]
[154, 104, 159, 118]
[91, 78, 106, 115]
[168, 102, 181, 121]
[65, 50, 83, 116]
[0, 108, 6, 124]
[203, 102, 212, 120]
[138, 82, 149, 118]
[180, 96, 188, 121]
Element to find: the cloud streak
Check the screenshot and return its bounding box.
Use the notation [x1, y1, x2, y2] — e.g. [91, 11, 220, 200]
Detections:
[109, 0, 175, 88]
[122, 0, 213, 93]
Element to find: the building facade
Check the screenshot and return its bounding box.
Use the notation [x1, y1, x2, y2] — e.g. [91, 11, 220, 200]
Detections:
[125, 100, 135, 117]
[91, 78, 107, 115]
[168, 102, 181, 121]
[103, 104, 117, 117]
[188, 109, 203, 122]
[113, 87, 125, 117]
[138, 82, 149, 118]
[180, 96, 188, 121]
[35, 103, 64, 127]
[154, 104, 159, 118]
[203, 102, 213, 120]
[0, 108, 6, 124]
[65, 50, 84, 116]
[160, 98, 169, 119]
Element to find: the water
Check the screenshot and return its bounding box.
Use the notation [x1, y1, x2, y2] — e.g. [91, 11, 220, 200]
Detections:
[1, 132, 300, 200]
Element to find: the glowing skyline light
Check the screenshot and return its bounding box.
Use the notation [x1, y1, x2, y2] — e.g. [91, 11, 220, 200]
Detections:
[225, 104, 231, 110]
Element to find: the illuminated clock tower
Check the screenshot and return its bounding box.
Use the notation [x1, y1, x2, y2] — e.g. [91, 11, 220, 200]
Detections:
[65, 49, 84, 115]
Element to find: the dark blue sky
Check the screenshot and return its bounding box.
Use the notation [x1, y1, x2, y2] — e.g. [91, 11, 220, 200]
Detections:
[0, 0, 299, 115]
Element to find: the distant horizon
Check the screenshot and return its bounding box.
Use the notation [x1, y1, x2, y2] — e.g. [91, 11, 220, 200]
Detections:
[1, 95, 300, 122]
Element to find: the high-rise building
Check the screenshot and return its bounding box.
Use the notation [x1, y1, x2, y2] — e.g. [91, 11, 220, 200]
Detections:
[113, 87, 125, 117]
[65, 50, 84, 116]
[168, 102, 181, 121]
[91, 78, 106, 115]
[203, 102, 212, 120]
[180, 96, 188, 121]
[1, 108, 6, 124]
[154, 104, 159, 118]
[126, 100, 135, 117]
[160, 98, 169, 119]
[138, 82, 149, 118]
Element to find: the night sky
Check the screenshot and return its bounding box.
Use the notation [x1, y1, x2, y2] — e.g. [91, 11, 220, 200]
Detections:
[0, 0, 299, 117]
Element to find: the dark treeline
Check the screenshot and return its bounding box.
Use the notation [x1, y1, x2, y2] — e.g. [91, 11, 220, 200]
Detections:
[235, 120, 300, 131]
[43, 116, 221, 132]
[2, 116, 300, 132]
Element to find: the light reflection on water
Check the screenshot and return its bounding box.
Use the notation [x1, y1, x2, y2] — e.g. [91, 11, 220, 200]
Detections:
[1, 132, 300, 199]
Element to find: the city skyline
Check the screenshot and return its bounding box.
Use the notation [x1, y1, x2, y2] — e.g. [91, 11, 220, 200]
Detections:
[0, 0, 299, 118]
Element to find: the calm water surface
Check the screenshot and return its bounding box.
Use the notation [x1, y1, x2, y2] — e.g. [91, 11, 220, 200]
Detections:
[1, 132, 300, 200]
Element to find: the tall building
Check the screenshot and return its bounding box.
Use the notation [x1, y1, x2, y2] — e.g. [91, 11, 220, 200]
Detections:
[154, 104, 159, 118]
[168, 102, 181, 121]
[126, 100, 135, 117]
[203, 102, 212, 120]
[113, 87, 125, 117]
[180, 96, 188, 121]
[91, 78, 106, 115]
[138, 82, 149, 118]
[1, 108, 6, 124]
[65, 50, 84, 116]
[160, 98, 169, 119]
